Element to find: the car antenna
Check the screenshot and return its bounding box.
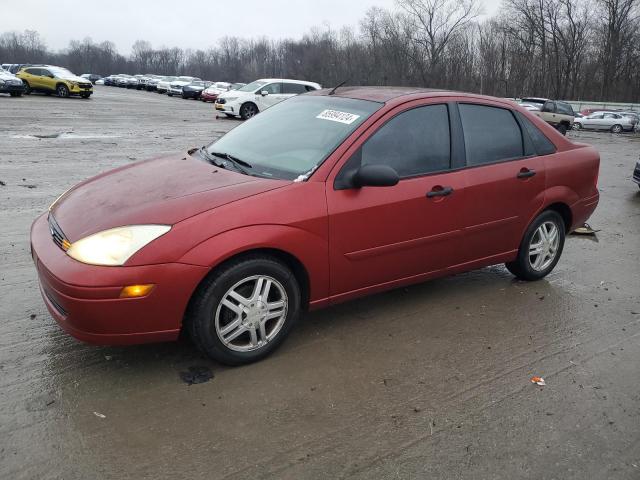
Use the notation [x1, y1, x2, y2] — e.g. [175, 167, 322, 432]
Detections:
[328, 80, 348, 96]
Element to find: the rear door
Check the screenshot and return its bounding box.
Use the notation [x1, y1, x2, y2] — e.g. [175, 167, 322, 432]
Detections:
[326, 102, 467, 297]
[455, 102, 547, 264]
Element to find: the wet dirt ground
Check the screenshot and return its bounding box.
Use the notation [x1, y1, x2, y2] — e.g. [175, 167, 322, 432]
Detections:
[1, 87, 639, 479]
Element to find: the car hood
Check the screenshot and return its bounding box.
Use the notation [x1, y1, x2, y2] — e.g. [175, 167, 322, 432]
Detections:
[50, 152, 289, 241]
[185, 85, 205, 91]
[58, 74, 88, 83]
[0, 71, 19, 81]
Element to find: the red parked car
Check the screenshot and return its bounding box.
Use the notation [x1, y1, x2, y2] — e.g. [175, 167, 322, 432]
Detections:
[31, 87, 600, 365]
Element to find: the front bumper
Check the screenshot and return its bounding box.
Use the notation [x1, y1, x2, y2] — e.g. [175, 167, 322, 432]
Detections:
[167, 88, 183, 95]
[215, 102, 236, 114]
[30, 213, 208, 345]
[201, 92, 218, 101]
[0, 82, 25, 93]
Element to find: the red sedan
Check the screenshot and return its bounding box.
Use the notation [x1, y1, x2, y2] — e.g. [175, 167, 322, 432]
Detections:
[31, 87, 600, 365]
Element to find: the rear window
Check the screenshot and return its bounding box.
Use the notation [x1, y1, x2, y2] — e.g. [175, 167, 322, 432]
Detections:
[516, 112, 556, 156]
[459, 104, 524, 166]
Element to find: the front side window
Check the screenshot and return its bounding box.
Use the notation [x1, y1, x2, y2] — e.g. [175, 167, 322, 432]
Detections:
[459, 103, 524, 166]
[358, 104, 451, 178]
[262, 83, 282, 94]
[237, 80, 268, 93]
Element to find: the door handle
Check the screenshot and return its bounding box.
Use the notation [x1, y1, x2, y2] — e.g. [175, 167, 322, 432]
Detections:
[426, 186, 453, 198]
[517, 168, 536, 179]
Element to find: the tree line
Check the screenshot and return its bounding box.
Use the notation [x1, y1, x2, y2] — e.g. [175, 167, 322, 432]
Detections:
[1, 0, 639, 102]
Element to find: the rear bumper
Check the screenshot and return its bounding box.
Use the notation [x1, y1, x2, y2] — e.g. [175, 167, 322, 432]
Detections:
[571, 191, 599, 230]
[30, 213, 208, 345]
[633, 164, 640, 185]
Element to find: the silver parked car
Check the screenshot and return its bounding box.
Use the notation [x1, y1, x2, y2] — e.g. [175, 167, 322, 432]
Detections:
[573, 111, 635, 133]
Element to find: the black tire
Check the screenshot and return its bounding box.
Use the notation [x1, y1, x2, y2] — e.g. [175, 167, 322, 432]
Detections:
[185, 255, 302, 365]
[56, 84, 69, 98]
[181, 93, 188, 99]
[557, 123, 567, 135]
[10, 92, 22, 97]
[23, 81, 31, 95]
[225, 113, 235, 118]
[80, 93, 90, 99]
[572, 122, 582, 130]
[611, 124, 623, 134]
[240, 102, 259, 120]
[505, 210, 566, 281]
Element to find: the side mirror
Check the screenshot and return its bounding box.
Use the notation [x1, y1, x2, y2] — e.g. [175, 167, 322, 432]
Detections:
[260, 90, 269, 96]
[352, 165, 399, 188]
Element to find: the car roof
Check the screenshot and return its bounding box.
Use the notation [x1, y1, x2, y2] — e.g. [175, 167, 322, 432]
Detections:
[307, 86, 519, 106]
[256, 78, 321, 87]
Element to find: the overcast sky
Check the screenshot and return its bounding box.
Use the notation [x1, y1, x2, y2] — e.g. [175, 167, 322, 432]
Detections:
[4, 0, 502, 54]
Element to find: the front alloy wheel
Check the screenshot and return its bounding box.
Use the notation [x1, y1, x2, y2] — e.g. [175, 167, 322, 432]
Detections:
[611, 124, 623, 134]
[240, 102, 259, 120]
[57, 84, 69, 98]
[216, 276, 288, 352]
[186, 255, 301, 365]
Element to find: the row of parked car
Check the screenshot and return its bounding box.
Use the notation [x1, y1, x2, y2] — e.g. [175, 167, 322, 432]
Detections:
[518, 97, 639, 134]
[100, 73, 322, 119]
[0, 63, 93, 98]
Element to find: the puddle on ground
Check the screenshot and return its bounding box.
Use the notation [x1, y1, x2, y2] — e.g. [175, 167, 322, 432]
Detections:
[11, 132, 121, 140]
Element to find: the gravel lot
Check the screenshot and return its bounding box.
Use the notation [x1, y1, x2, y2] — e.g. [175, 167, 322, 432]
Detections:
[1, 86, 639, 479]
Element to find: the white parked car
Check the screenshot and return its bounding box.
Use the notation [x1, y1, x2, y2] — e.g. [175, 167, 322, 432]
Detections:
[573, 111, 635, 133]
[156, 76, 178, 94]
[215, 78, 321, 120]
[167, 76, 200, 97]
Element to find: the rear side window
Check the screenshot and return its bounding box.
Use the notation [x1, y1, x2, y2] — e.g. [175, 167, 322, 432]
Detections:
[283, 83, 308, 94]
[516, 112, 556, 156]
[556, 102, 575, 116]
[459, 104, 524, 166]
[360, 104, 451, 177]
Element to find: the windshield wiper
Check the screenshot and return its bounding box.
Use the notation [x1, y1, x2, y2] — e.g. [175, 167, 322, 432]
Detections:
[198, 146, 225, 168]
[208, 151, 253, 175]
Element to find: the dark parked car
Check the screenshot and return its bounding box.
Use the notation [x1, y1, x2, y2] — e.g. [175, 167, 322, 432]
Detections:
[31, 87, 600, 365]
[181, 80, 212, 99]
[633, 159, 640, 189]
[81, 74, 103, 84]
[0, 67, 25, 96]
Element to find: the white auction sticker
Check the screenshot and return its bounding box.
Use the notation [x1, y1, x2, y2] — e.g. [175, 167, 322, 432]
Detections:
[316, 109, 361, 124]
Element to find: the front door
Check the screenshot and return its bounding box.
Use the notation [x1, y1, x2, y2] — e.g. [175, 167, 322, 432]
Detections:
[326, 102, 467, 298]
[255, 82, 286, 111]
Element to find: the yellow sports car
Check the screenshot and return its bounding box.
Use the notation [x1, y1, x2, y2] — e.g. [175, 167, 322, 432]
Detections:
[17, 65, 93, 98]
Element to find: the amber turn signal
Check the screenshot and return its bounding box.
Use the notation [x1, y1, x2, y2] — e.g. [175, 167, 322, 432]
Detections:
[120, 284, 155, 298]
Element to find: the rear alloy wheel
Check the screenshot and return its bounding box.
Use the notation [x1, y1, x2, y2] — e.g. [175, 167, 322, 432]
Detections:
[572, 122, 582, 130]
[240, 102, 259, 120]
[23, 82, 31, 95]
[56, 84, 69, 98]
[186, 255, 301, 365]
[505, 210, 565, 281]
[611, 124, 623, 134]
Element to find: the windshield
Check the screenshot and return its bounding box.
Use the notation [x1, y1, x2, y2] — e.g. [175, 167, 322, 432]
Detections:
[190, 81, 205, 87]
[237, 80, 268, 93]
[206, 95, 382, 180]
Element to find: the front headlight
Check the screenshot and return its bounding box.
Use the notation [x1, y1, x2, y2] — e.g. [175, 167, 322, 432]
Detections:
[66, 225, 171, 266]
[70, 81, 79, 87]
